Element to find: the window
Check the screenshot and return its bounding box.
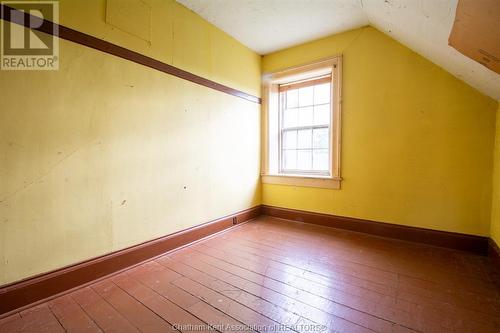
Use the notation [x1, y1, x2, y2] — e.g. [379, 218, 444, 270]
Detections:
[262, 56, 342, 189]
[280, 76, 331, 174]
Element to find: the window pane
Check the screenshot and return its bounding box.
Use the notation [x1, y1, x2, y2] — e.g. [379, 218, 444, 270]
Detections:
[283, 130, 297, 149]
[313, 104, 330, 125]
[313, 149, 329, 171]
[286, 89, 298, 108]
[283, 150, 297, 170]
[297, 150, 312, 170]
[299, 86, 313, 107]
[314, 83, 330, 104]
[283, 108, 298, 128]
[313, 128, 329, 149]
[297, 129, 312, 149]
[298, 106, 313, 127]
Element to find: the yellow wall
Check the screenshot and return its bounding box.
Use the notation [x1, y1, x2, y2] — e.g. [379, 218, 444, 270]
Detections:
[1, 1, 498, 285]
[262, 26, 497, 236]
[58, 0, 260, 96]
[0, 1, 261, 285]
[490, 103, 500, 245]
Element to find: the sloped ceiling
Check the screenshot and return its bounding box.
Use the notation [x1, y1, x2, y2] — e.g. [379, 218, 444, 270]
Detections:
[176, 0, 500, 100]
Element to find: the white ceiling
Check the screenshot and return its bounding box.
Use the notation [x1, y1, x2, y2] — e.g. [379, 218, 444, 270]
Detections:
[176, 0, 500, 100]
[177, 0, 368, 54]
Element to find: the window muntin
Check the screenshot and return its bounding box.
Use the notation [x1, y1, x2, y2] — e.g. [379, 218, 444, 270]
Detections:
[279, 75, 332, 175]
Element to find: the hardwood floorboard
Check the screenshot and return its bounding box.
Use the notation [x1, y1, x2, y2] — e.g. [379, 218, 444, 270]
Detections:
[192, 235, 500, 332]
[154, 258, 326, 332]
[111, 273, 213, 333]
[165, 249, 415, 333]
[199, 236, 400, 296]
[184, 244, 424, 329]
[0, 305, 65, 333]
[3, 216, 500, 333]
[160, 257, 388, 333]
[194, 242, 397, 303]
[169, 273, 293, 333]
[234, 221, 495, 288]
[220, 222, 500, 309]
[125, 262, 253, 333]
[71, 287, 141, 333]
[91, 279, 177, 333]
[0, 313, 21, 327]
[221, 223, 500, 311]
[257, 219, 496, 286]
[198, 232, 498, 311]
[48, 295, 103, 333]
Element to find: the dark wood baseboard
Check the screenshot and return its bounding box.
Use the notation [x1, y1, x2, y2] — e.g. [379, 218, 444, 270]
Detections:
[488, 238, 500, 260]
[0, 4, 260, 104]
[0, 206, 261, 316]
[1, 204, 496, 316]
[261, 205, 489, 255]
[489, 238, 500, 286]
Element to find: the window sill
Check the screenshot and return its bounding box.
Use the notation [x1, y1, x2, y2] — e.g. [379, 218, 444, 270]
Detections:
[261, 174, 341, 189]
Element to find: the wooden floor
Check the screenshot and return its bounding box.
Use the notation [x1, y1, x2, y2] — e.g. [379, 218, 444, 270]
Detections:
[1, 216, 500, 333]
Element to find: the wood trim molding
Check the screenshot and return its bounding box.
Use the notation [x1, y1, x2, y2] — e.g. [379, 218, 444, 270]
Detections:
[0, 4, 261, 104]
[0, 206, 261, 317]
[261, 205, 489, 255]
[261, 55, 342, 183]
[1, 203, 497, 316]
[489, 238, 500, 287]
[489, 238, 500, 261]
[261, 174, 341, 189]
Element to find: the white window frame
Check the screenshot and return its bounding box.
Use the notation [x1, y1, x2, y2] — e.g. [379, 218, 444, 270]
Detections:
[261, 56, 342, 189]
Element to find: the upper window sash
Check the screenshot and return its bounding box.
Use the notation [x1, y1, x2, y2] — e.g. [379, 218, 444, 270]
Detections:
[278, 75, 331, 92]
